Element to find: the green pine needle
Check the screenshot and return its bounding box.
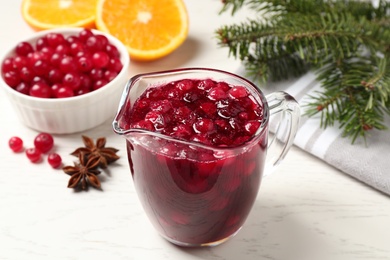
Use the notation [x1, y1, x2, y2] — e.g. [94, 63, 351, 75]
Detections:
[216, 0, 390, 143]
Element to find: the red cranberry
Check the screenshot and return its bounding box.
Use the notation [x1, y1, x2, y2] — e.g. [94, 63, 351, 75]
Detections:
[47, 153, 62, 168]
[172, 124, 193, 138]
[32, 59, 50, 76]
[40, 46, 54, 57]
[62, 72, 81, 90]
[77, 56, 93, 72]
[8, 136, 24, 152]
[193, 118, 215, 133]
[198, 79, 215, 90]
[104, 70, 118, 81]
[35, 37, 49, 50]
[79, 74, 93, 89]
[85, 35, 104, 51]
[150, 99, 172, 113]
[145, 111, 166, 130]
[46, 33, 66, 47]
[105, 44, 120, 58]
[107, 58, 123, 72]
[51, 83, 61, 95]
[92, 51, 109, 68]
[56, 85, 74, 98]
[15, 82, 30, 95]
[93, 78, 108, 90]
[59, 56, 77, 73]
[25, 147, 42, 163]
[29, 82, 51, 98]
[78, 29, 94, 42]
[55, 44, 71, 56]
[66, 35, 80, 45]
[175, 79, 194, 91]
[208, 87, 228, 101]
[47, 68, 64, 84]
[70, 42, 85, 55]
[15, 42, 34, 56]
[50, 53, 63, 66]
[244, 121, 261, 135]
[3, 71, 21, 87]
[90, 68, 104, 81]
[199, 102, 217, 115]
[228, 86, 248, 99]
[34, 132, 54, 153]
[19, 66, 34, 82]
[96, 35, 109, 47]
[1, 57, 15, 73]
[13, 56, 28, 70]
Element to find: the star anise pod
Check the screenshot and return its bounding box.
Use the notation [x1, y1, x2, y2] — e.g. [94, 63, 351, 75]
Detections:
[71, 135, 120, 169]
[63, 153, 101, 190]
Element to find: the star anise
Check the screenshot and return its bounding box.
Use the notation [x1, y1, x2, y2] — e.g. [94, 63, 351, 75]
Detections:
[63, 153, 101, 190]
[71, 135, 120, 169]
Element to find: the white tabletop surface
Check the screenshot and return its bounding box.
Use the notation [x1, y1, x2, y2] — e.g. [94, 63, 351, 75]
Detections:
[1, 1, 390, 260]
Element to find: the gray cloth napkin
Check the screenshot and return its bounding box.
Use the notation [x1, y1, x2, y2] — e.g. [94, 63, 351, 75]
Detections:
[236, 67, 390, 195]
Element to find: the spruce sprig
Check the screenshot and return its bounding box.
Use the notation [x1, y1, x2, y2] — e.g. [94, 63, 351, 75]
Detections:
[216, 0, 390, 143]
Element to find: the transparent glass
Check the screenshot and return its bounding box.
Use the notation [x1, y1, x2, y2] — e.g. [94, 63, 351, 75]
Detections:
[113, 68, 300, 247]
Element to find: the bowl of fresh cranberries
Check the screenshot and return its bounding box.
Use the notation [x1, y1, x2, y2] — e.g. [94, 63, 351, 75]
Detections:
[0, 27, 130, 134]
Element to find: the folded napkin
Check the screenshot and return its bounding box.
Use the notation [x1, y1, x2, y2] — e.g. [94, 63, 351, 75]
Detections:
[235, 67, 390, 196]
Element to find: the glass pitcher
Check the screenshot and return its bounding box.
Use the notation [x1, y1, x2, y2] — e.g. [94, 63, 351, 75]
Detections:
[113, 68, 300, 247]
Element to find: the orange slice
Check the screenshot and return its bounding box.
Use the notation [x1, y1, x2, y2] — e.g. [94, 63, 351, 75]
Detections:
[96, 0, 189, 61]
[21, 0, 96, 31]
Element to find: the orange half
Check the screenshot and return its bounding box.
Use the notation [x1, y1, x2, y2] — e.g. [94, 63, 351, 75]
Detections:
[95, 0, 189, 61]
[21, 0, 96, 31]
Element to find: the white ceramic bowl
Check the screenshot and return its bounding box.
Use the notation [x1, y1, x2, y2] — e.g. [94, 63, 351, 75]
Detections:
[0, 28, 130, 134]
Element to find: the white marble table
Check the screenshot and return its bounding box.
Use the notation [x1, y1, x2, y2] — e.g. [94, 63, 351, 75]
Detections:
[1, 1, 389, 260]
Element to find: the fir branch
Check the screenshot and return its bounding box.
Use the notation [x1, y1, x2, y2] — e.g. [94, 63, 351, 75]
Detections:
[305, 54, 390, 142]
[216, 0, 390, 143]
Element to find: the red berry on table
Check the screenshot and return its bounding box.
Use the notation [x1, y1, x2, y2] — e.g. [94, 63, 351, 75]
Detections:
[34, 132, 54, 153]
[25, 147, 42, 163]
[8, 136, 23, 152]
[47, 153, 62, 168]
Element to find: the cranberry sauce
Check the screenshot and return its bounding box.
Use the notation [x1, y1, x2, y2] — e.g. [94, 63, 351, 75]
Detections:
[120, 78, 268, 245]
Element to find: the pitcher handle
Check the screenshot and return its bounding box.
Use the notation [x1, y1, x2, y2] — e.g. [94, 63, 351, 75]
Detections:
[264, 91, 300, 175]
